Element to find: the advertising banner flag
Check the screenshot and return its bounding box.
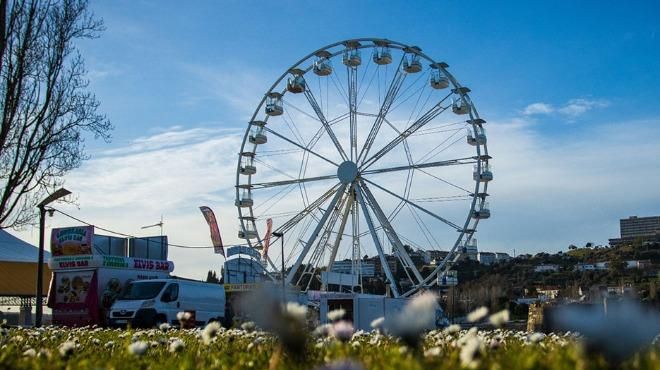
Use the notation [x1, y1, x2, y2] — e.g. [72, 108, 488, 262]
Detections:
[199, 206, 224, 256]
[262, 218, 273, 258]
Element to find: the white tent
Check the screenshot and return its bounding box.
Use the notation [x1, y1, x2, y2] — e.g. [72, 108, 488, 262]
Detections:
[0, 229, 50, 263]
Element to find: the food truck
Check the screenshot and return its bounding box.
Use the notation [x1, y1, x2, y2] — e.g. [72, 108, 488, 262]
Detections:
[47, 226, 174, 326]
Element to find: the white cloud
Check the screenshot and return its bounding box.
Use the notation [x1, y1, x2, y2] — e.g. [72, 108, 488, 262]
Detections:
[522, 99, 609, 121]
[522, 98, 609, 120]
[10, 116, 660, 280]
[523, 102, 554, 115]
[558, 98, 609, 118]
[179, 63, 272, 117]
[101, 126, 240, 156]
[478, 117, 660, 253]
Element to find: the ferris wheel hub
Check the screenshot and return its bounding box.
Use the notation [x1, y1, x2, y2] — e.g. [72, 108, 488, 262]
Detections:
[337, 161, 359, 184]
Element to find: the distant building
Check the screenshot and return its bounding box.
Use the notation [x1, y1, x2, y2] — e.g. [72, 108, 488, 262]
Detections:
[369, 255, 398, 277]
[495, 252, 511, 263]
[331, 259, 375, 277]
[437, 270, 458, 286]
[428, 250, 449, 262]
[409, 249, 430, 268]
[462, 239, 478, 261]
[478, 252, 496, 265]
[575, 263, 608, 272]
[534, 264, 559, 273]
[609, 215, 660, 246]
[625, 260, 652, 269]
[536, 286, 560, 300]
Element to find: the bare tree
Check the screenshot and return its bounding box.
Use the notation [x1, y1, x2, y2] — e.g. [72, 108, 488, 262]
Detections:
[0, 0, 111, 228]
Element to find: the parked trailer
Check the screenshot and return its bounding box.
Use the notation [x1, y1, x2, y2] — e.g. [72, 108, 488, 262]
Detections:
[318, 293, 406, 331]
[318, 292, 448, 331]
[109, 279, 226, 328]
[46, 226, 173, 327]
[47, 254, 172, 326]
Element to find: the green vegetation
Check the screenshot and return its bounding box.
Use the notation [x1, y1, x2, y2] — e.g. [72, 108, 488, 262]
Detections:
[0, 325, 658, 370]
[447, 242, 660, 317]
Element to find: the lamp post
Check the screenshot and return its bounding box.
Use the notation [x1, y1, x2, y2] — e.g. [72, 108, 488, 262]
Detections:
[36, 187, 71, 327]
[272, 231, 285, 308]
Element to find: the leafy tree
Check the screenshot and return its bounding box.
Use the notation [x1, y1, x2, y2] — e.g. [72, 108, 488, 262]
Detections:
[0, 0, 111, 228]
[608, 257, 626, 275]
[206, 270, 220, 283]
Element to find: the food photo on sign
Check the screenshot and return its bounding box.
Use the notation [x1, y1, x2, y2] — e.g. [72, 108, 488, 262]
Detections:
[51, 226, 94, 256]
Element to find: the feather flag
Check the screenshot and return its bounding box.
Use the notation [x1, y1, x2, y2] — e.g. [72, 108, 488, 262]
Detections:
[262, 218, 273, 258]
[199, 206, 224, 256]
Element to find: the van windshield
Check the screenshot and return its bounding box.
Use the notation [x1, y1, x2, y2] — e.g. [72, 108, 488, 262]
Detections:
[118, 281, 166, 300]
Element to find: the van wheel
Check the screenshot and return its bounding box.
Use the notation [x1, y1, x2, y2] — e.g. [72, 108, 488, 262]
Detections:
[155, 314, 167, 328]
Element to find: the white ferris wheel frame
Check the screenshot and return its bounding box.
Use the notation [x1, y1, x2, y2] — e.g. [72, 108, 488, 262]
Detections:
[234, 38, 491, 298]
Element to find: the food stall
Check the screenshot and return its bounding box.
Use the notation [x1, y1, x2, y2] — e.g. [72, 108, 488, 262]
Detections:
[47, 226, 174, 326]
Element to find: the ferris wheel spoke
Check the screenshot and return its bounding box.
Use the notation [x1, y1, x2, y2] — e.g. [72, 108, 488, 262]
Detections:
[250, 174, 337, 190]
[362, 156, 476, 176]
[354, 182, 400, 297]
[416, 124, 469, 164]
[348, 65, 358, 161]
[302, 88, 349, 161]
[361, 177, 463, 231]
[286, 183, 348, 285]
[360, 92, 453, 170]
[262, 126, 340, 167]
[357, 55, 407, 164]
[358, 180, 424, 286]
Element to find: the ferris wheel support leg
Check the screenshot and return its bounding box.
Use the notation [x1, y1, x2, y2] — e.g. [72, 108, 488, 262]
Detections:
[323, 187, 354, 291]
[297, 192, 349, 288]
[273, 183, 340, 236]
[359, 180, 424, 286]
[351, 198, 363, 293]
[355, 183, 400, 298]
[285, 183, 348, 285]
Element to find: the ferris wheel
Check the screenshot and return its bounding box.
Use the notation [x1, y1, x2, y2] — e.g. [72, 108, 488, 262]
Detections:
[235, 38, 492, 298]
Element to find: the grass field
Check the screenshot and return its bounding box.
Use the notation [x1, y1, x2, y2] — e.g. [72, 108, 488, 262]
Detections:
[1, 323, 658, 370]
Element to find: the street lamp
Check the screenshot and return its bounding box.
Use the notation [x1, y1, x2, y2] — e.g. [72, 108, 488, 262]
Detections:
[272, 231, 285, 308]
[36, 187, 71, 327]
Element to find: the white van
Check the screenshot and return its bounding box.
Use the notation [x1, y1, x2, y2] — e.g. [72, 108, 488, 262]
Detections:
[108, 279, 226, 328]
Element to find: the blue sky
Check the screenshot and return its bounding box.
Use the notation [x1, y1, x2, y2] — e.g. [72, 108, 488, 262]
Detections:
[12, 0, 660, 279]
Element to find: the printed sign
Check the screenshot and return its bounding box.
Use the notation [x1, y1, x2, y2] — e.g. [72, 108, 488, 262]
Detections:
[55, 270, 94, 304]
[51, 226, 94, 256]
[49, 255, 175, 272]
[50, 255, 94, 269]
[226, 245, 261, 260]
[224, 283, 258, 292]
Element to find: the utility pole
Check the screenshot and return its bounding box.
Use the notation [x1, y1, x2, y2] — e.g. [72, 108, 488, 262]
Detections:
[36, 188, 71, 327]
[272, 232, 286, 310]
